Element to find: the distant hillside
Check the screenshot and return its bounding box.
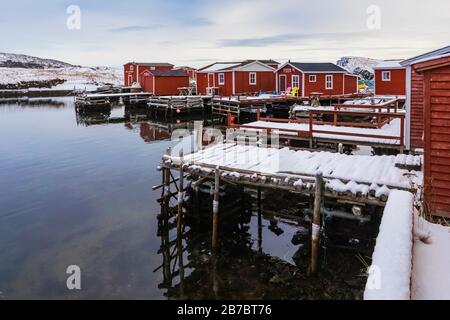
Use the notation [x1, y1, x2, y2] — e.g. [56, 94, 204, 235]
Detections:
[336, 56, 382, 81]
[0, 53, 122, 90]
[0, 52, 77, 69]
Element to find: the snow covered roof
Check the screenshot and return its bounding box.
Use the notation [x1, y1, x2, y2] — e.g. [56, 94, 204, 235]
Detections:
[198, 60, 279, 72]
[401, 45, 450, 66]
[278, 62, 347, 73]
[126, 62, 174, 67]
[198, 62, 242, 72]
[373, 60, 405, 70]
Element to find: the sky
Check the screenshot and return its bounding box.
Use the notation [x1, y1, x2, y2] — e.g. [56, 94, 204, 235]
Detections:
[0, 0, 449, 68]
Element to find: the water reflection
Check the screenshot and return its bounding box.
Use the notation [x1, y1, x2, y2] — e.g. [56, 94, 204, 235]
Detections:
[0, 97, 370, 299]
[156, 188, 370, 300]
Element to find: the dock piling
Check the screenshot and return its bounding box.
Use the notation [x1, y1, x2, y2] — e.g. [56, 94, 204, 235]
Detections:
[212, 166, 220, 250]
[311, 171, 323, 274]
[177, 151, 184, 236]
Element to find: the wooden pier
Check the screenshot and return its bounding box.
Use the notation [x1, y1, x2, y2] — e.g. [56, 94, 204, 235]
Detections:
[157, 135, 423, 272]
[148, 96, 204, 114]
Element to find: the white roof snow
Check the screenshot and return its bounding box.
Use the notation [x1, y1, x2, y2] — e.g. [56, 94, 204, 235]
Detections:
[374, 60, 405, 70]
[200, 63, 241, 73]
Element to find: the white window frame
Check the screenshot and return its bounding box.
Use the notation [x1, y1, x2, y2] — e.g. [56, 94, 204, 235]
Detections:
[292, 75, 300, 88]
[309, 75, 317, 83]
[382, 71, 391, 81]
[150, 66, 156, 71]
[218, 73, 225, 85]
[325, 75, 333, 89]
[130, 65, 134, 71]
[249, 72, 257, 85]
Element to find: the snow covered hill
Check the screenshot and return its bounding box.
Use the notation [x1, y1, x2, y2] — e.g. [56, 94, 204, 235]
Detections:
[0, 53, 122, 90]
[337, 56, 382, 81]
[0, 52, 76, 69]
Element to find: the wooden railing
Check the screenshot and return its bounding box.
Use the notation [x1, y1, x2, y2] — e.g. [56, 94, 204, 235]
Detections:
[229, 108, 405, 147]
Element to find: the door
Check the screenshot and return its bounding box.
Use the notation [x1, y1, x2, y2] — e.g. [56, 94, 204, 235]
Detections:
[279, 75, 286, 92]
[208, 73, 215, 88]
[128, 75, 133, 86]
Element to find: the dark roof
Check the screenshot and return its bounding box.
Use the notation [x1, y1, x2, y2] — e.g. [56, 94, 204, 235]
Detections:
[289, 62, 346, 72]
[128, 62, 174, 67]
[401, 45, 450, 66]
[149, 69, 188, 77]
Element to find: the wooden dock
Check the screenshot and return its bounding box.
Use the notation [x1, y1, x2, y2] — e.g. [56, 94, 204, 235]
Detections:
[157, 138, 423, 272]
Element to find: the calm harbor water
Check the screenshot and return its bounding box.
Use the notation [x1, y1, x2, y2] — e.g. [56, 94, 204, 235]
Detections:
[0, 98, 368, 299]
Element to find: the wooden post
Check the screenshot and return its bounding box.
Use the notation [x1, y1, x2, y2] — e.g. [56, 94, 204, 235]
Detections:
[311, 171, 323, 274]
[177, 151, 184, 236]
[257, 187, 263, 253]
[195, 121, 203, 152]
[309, 112, 314, 148]
[212, 166, 220, 250]
[400, 115, 405, 149]
[256, 107, 261, 121]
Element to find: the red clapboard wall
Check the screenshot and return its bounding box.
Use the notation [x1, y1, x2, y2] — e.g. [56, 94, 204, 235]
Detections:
[410, 68, 425, 150]
[415, 56, 450, 217]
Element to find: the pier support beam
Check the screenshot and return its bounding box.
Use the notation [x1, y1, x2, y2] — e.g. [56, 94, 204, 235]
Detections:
[177, 151, 184, 236]
[212, 166, 220, 251]
[311, 171, 323, 274]
[257, 187, 263, 253]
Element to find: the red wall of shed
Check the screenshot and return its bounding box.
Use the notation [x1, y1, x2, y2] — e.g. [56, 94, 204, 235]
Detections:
[304, 73, 344, 97]
[234, 71, 276, 95]
[375, 69, 406, 96]
[276, 68, 303, 94]
[410, 68, 425, 150]
[422, 64, 450, 217]
[154, 76, 189, 96]
[344, 75, 358, 94]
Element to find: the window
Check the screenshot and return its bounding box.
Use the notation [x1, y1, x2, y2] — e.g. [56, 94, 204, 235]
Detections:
[249, 72, 257, 85]
[292, 75, 300, 88]
[218, 73, 225, 85]
[130, 65, 134, 71]
[382, 71, 391, 81]
[325, 75, 333, 89]
[150, 66, 156, 71]
[309, 75, 317, 82]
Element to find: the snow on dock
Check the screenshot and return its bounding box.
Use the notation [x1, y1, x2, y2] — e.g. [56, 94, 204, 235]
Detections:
[166, 143, 422, 201]
[364, 190, 414, 300]
[364, 190, 450, 300]
[411, 217, 450, 300]
[242, 119, 403, 145]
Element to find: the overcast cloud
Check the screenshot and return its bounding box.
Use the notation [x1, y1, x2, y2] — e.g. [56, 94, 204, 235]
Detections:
[0, 0, 448, 68]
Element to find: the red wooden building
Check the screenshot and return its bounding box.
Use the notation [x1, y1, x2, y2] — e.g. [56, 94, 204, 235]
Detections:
[275, 62, 358, 97]
[401, 46, 450, 152]
[373, 60, 406, 96]
[139, 69, 189, 96]
[401, 45, 450, 217]
[413, 55, 450, 216]
[174, 66, 197, 81]
[123, 62, 174, 87]
[196, 60, 278, 96]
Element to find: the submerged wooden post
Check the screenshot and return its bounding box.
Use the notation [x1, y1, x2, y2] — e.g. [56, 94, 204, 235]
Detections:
[311, 171, 323, 274]
[177, 151, 184, 236]
[194, 121, 203, 152]
[257, 187, 263, 253]
[212, 166, 220, 250]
